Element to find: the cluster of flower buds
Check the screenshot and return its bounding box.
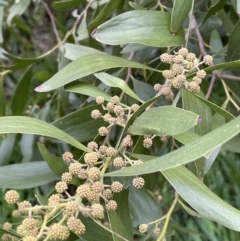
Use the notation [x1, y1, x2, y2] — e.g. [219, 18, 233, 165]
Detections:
[155, 48, 213, 99]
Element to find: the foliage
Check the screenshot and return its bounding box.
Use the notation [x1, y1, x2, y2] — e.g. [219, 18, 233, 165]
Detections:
[0, 0, 240, 240]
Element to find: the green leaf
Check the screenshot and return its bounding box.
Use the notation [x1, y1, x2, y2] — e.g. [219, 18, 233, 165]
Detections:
[0, 6, 4, 43]
[7, 0, 31, 25]
[129, 106, 199, 136]
[64, 43, 103, 60]
[52, 105, 107, 142]
[0, 162, 58, 189]
[0, 75, 5, 116]
[178, 199, 202, 218]
[35, 53, 159, 92]
[38, 143, 68, 177]
[162, 166, 240, 231]
[0, 116, 89, 152]
[52, 0, 85, 10]
[107, 190, 133, 241]
[65, 82, 112, 102]
[88, 0, 124, 31]
[171, 0, 193, 33]
[94, 72, 143, 103]
[104, 116, 240, 176]
[11, 66, 32, 115]
[202, 0, 227, 24]
[76, 12, 89, 41]
[93, 10, 185, 47]
[226, 19, 240, 61]
[194, 93, 234, 120]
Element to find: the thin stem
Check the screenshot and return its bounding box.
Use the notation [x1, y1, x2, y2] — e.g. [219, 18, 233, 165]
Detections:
[206, 74, 216, 99]
[41, 0, 61, 43]
[156, 192, 178, 241]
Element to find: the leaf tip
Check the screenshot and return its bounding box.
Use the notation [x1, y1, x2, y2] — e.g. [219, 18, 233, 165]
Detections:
[34, 84, 50, 93]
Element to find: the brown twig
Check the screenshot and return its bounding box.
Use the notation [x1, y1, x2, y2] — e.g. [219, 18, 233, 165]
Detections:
[206, 74, 216, 99]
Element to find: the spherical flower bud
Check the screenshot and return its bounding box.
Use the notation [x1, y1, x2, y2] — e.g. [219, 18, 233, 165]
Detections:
[106, 102, 115, 111]
[92, 181, 104, 193]
[17, 225, 26, 236]
[69, 162, 82, 175]
[106, 200, 118, 211]
[84, 152, 99, 166]
[3, 222, 12, 231]
[113, 105, 124, 116]
[102, 189, 113, 199]
[122, 134, 133, 147]
[131, 104, 139, 112]
[55, 181, 68, 193]
[172, 63, 183, 75]
[143, 137, 153, 149]
[88, 167, 101, 181]
[133, 160, 143, 165]
[61, 172, 72, 183]
[154, 83, 162, 92]
[160, 53, 173, 63]
[12, 210, 21, 218]
[22, 217, 40, 230]
[178, 47, 188, 57]
[23, 236, 37, 241]
[18, 201, 32, 213]
[162, 86, 172, 96]
[139, 224, 148, 233]
[91, 204, 104, 219]
[1, 234, 11, 241]
[160, 136, 169, 142]
[196, 70, 206, 79]
[78, 169, 88, 179]
[65, 200, 79, 214]
[5, 190, 19, 204]
[77, 184, 91, 198]
[96, 96, 104, 104]
[173, 54, 184, 64]
[98, 126, 109, 136]
[62, 152, 73, 162]
[186, 53, 196, 62]
[87, 141, 98, 151]
[91, 109, 102, 119]
[105, 147, 117, 157]
[113, 157, 125, 168]
[103, 113, 112, 122]
[162, 70, 175, 79]
[133, 177, 145, 188]
[153, 228, 161, 235]
[111, 181, 123, 193]
[99, 145, 107, 154]
[203, 55, 213, 65]
[188, 81, 200, 94]
[87, 190, 100, 203]
[165, 91, 174, 101]
[67, 217, 85, 235]
[49, 223, 70, 240]
[192, 76, 202, 84]
[111, 95, 120, 104]
[48, 194, 62, 206]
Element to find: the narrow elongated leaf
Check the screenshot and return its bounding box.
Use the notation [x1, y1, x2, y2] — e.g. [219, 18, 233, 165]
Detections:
[0, 162, 58, 189]
[88, 0, 124, 31]
[226, 19, 240, 61]
[35, 53, 159, 92]
[107, 190, 133, 241]
[52, 105, 107, 142]
[94, 10, 185, 47]
[11, 66, 32, 115]
[38, 143, 68, 177]
[0, 116, 89, 152]
[0, 6, 4, 43]
[0, 75, 5, 116]
[94, 72, 143, 102]
[64, 43, 102, 60]
[65, 82, 112, 101]
[129, 106, 199, 136]
[0, 134, 16, 165]
[52, 0, 85, 10]
[171, 0, 193, 33]
[162, 166, 240, 231]
[202, 0, 227, 24]
[104, 116, 240, 176]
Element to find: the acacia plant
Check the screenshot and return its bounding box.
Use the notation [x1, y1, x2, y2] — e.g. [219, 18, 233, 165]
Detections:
[1, 0, 240, 240]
